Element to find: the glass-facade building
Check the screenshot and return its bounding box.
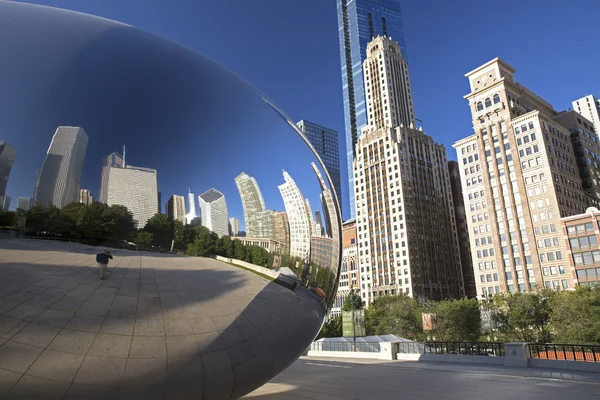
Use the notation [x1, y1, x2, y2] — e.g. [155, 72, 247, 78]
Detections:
[336, 0, 407, 217]
[297, 120, 342, 214]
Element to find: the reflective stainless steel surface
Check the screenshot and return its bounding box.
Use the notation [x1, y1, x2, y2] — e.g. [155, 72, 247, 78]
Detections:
[0, 2, 341, 399]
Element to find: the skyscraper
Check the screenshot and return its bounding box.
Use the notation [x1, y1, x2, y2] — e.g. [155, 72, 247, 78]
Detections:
[573, 95, 600, 135]
[353, 37, 463, 304]
[454, 58, 596, 298]
[0, 141, 16, 206]
[312, 162, 341, 276]
[198, 188, 229, 237]
[297, 120, 342, 213]
[167, 194, 186, 224]
[186, 188, 197, 225]
[273, 211, 290, 255]
[229, 217, 240, 236]
[448, 161, 477, 298]
[103, 152, 158, 229]
[34, 126, 88, 209]
[337, 0, 407, 218]
[1, 195, 10, 211]
[79, 189, 93, 205]
[99, 152, 124, 203]
[278, 170, 311, 261]
[17, 197, 31, 212]
[235, 172, 274, 238]
[304, 198, 317, 238]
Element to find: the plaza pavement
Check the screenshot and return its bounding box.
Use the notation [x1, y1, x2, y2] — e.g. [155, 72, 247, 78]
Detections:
[0, 239, 323, 399]
[242, 356, 600, 399]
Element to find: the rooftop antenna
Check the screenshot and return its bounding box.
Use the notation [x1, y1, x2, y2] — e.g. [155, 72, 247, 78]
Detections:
[122, 145, 126, 167]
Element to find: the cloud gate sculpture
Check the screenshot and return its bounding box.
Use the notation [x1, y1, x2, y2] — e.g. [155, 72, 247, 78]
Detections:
[0, 2, 341, 399]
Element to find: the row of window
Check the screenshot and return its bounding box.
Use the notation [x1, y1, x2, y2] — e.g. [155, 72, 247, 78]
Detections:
[462, 153, 480, 165]
[566, 222, 596, 234]
[475, 94, 501, 111]
[569, 235, 599, 250]
[576, 268, 600, 280]
[480, 273, 499, 283]
[514, 121, 535, 134]
[542, 265, 566, 276]
[573, 250, 600, 266]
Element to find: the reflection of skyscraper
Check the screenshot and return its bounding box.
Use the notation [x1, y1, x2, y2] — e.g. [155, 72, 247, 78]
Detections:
[157, 192, 161, 214]
[167, 194, 186, 224]
[337, 0, 408, 218]
[304, 198, 317, 238]
[297, 120, 342, 213]
[1, 195, 10, 211]
[99, 152, 124, 203]
[0, 141, 16, 207]
[229, 217, 240, 236]
[198, 188, 229, 237]
[104, 152, 158, 229]
[186, 188, 197, 225]
[79, 189, 93, 205]
[235, 172, 274, 238]
[34, 126, 88, 209]
[17, 197, 31, 211]
[273, 211, 290, 254]
[312, 162, 340, 274]
[278, 170, 311, 261]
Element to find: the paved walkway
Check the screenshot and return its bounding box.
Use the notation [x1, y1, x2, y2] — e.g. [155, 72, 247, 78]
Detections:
[0, 239, 321, 399]
[242, 356, 600, 400]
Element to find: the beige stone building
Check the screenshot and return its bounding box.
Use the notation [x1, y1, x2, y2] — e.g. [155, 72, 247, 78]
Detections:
[272, 211, 290, 255]
[233, 236, 286, 255]
[572, 95, 600, 136]
[562, 207, 600, 287]
[331, 219, 359, 317]
[454, 58, 598, 299]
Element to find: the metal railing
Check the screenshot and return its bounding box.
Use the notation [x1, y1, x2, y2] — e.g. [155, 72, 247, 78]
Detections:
[310, 341, 381, 353]
[529, 343, 600, 363]
[398, 342, 505, 357]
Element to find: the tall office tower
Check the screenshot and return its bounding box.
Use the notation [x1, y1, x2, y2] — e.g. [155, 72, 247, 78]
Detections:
[34, 126, 88, 209]
[355, 125, 463, 303]
[573, 95, 600, 135]
[454, 58, 595, 299]
[448, 161, 477, 298]
[186, 188, 197, 225]
[331, 219, 359, 317]
[297, 120, 342, 212]
[273, 211, 290, 254]
[79, 189, 93, 205]
[17, 197, 31, 211]
[157, 192, 161, 214]
[363, 36, 415, 130]
[229, 217, 240, 237]
[554, 110, 600, 202]
[166, 194, 186, 224]
[312, 162, 341, 277]
[105, 163, 158, 229]
[198, 188, 229, 237]
[278, 170, 311, 261]
[1, 195, 10, 211]
[337, 0, 407, 218]
[304, 198, 317, 238]
[315, 210, 323, 231]
[0, 141, 16, 204]
[99, 152, 124, 203]
[235, 172, 274, 238]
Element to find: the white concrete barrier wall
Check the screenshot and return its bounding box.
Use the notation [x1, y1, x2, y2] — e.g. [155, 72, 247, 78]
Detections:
[215, 255, 280, 280]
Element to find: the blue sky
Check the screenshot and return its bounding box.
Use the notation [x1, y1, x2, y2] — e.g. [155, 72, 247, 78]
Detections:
[10, 0, 600, 221]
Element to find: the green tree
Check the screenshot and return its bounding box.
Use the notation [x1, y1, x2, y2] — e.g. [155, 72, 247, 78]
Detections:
[59, 202, 86, 237]
[173, 220, 186, 250]
[317, 314, 342, 339]
[102, 204, 135, 241]
[79, 202, 107, 240]
[342, 292, 364, 311]
[550, 285, 600, 344]
[491, 290, 554, 343]
[135, 231, 153, 249]
[143, 213, 173, 250]
[232, 239, 246, 260]
[27, 205, 60, 233]
[434, 298, 482, 342]
[0, 210, 17, 227]
[186, 226, 215, 256]
[366, 294, 425, 340]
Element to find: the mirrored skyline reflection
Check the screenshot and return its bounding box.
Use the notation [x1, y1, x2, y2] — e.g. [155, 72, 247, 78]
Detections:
[0, 2, 341, 399]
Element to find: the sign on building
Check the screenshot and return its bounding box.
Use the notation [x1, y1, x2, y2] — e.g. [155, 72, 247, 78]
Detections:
[481, 309, 498, 330]
[342, 309, 366, 338]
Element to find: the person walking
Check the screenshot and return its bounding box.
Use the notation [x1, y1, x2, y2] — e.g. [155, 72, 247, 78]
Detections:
[96, 250, 113, 280]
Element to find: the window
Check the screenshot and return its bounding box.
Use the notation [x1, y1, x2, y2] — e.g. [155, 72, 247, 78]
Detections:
[476, 101, 484, 111]
[493, 94, 500, 104]
[485, 98, 492, 108]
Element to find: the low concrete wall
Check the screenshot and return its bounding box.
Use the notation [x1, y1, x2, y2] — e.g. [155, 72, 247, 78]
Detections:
[215, 255, 280, 280]
[530, 358, 600, 373]
[419, 354, 505, 366]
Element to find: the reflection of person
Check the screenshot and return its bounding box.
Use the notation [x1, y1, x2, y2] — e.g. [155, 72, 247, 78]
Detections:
[96, 250, 113, 280]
